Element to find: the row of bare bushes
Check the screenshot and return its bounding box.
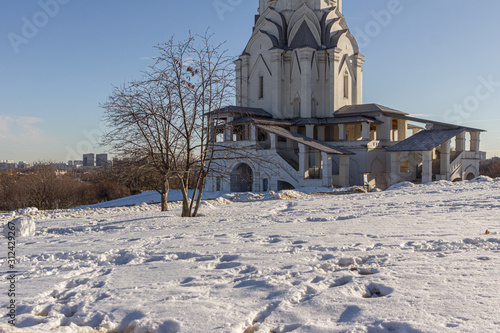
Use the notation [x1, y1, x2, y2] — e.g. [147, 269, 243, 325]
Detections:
[0, 160, 200, 212]
[480, 158, 500, 178]
[0, 166, 131, 211]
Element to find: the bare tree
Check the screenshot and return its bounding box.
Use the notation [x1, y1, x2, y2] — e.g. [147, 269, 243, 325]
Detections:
[102, 32, 234, 216]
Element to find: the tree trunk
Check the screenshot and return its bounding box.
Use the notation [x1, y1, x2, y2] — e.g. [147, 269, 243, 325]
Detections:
[160, 176, 169, 212]
[181, 186, 191, 217]
[192, 176, 206, 217]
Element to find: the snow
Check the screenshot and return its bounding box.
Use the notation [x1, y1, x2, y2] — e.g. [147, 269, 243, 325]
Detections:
[1, 181, 500, 332]
[3, 217, 36, 238]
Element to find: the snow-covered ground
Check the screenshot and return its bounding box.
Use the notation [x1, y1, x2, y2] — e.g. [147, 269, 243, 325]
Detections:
[1, 179, 500, 332]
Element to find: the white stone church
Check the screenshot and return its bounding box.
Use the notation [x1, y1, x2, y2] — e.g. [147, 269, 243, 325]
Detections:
[207, 0, 484, 192]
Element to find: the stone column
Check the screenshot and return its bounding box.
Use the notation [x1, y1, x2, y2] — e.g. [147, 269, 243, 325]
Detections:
[234, 59, 242, 106]
[270, 133, 277, 152]
[339, 155, 350, 187]
[270, 49, 283, 118]
[321, 152, 333, 187]
[249, 124, 256, 141]
[240, 55, 250, 107]
[224, 117, 233, 142]
[361, 122, 370, 141]
[456, 131, 466, 152]
[315, 126, 325, 170]
[470, 132, 481, 152]
[328, 47, 342, 111]
[422, 150, 433, 184]
[390, 152, 400, 185]
[353, 54, 364, 105]
[376, 115, 391, 143]
[305, 124, 315, 138]
[298, 143, 308, 181]
[440, 140, 451, 180]
[397, 119, 408, 141]
[338, 124, 346, 141]
[299, 48, 314, 118]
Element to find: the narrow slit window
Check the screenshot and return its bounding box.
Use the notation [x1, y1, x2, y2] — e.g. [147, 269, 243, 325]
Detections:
[343, 73, 349, 99]
[259, 76, 264, 99]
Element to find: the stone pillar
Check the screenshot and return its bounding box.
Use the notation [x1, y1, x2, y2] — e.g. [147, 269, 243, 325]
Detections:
[234, 59, 242, 106]
[353, 54, 364, 105]
[397, 119, 408, 141]
[362, 122, 370, 141]
[339, 155, 350, 187]
[240, 55, 250, 106]
[440, 140, 451, 180]
[224, 117, 233, 142]
[304, 125, 317, 171]
[390, 152, 400, 185]
[298, 143, 308, 181]
[249, 124, 256, 141]
[456, 131, 466, 152]
[338, 124, 346, 141]
[376, 115, 391, 142]
[328, 47, 342, 111]
[305, 124, 315, 138]
[422, 150, 433, 184]
[270, 133, 277, 152]
[270, 49, 283, 118]
[299, 48, 314, 118]
[321, 152, 333, 187]
[470, 132, 480, 152]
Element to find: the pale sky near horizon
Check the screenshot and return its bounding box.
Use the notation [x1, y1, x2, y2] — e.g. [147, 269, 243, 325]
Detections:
[1, 0, 499, 162]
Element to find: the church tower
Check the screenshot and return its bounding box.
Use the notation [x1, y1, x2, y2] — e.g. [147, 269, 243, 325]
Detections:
[235, 0, 363, 119]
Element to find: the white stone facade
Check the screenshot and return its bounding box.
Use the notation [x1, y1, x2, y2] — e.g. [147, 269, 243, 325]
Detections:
[207, 0, 484, 192]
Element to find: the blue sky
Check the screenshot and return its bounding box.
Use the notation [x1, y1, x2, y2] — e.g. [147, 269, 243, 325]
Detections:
[1, 0, 499, 162]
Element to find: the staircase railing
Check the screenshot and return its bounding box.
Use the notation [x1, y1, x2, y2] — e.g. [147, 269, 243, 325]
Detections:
[449, 151, 463, 177]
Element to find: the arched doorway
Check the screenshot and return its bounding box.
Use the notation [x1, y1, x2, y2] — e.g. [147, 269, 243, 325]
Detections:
[466, 172, 475, 181]
[231, 163, 253, 192]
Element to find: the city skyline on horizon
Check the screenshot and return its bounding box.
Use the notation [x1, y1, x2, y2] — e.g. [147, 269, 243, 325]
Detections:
[1, 0, 500, 162]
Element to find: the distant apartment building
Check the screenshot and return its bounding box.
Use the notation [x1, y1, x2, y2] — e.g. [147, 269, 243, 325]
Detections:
[68, 160, 83, 167]
[96, 153, 108, 167]
[0, 160, 17, 170]
[83, 153, 95, 167]
[17, 161, 31, 169]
